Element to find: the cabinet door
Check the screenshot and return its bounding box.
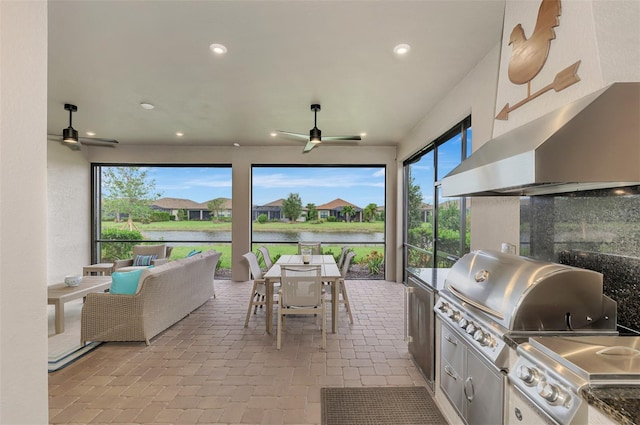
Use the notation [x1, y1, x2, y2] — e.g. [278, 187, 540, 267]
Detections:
[407, 281, 435, 386]
[464, 348, 505, 425]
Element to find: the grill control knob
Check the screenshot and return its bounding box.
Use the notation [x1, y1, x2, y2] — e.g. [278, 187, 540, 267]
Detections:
[517, 365, 539, 385]
[472, 329, 491, 346]
[458, 318, 469, 328]
[447, 309, 461, 321]
[537, 381, 561, 403]
[465, 323, 477, 334]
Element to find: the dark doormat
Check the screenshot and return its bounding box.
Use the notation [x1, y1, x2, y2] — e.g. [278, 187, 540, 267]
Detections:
[321, 386, 447, 425]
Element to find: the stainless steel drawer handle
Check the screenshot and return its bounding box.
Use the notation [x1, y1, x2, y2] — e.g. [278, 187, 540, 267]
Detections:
[464, 376, 475, 402]
[445, 334, 457, 346]
[444, 365, 457, 380]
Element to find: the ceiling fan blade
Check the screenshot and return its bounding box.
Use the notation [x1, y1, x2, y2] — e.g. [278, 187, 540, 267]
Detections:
[322, 135, 361, 141]
[79, 136, 118, 146]
[277, 130, 309, 140]
[302, 141, 317, 153]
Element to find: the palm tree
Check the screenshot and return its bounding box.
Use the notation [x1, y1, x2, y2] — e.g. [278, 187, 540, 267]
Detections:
[341, 205, 355, 223]
[207, 197, 226, 221]
[364, 203, 378, 222]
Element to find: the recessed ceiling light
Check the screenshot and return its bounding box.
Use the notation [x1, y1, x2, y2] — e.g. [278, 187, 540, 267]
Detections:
[86, 131, 96, 136]
[176, 132, 184, 137]
[233, 142, 240, 147]
[270, 132, 277, 137]
[209, 43, 227, 55]
[140, 102, 155, 110]
[393, 43, 411, 55]
[360, 132, 367, 137]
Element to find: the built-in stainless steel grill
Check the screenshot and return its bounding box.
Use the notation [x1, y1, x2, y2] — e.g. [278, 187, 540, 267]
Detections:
[436, 250, 617, 366]
[435, 250, 618, 425]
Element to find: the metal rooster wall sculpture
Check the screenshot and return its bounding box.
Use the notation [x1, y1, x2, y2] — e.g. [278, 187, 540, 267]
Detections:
[496, 0, 581, 120]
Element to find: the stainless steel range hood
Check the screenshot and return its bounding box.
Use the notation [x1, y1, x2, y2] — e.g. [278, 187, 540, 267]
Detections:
[441, 82, 640, 197]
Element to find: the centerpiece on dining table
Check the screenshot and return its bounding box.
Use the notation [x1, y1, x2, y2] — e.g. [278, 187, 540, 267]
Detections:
[301, 248, 312, 264]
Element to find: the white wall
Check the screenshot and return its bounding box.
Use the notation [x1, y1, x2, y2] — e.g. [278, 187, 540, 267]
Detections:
[47, 143, 92, 284]
[0, 1, 49, 423]
[593, 0, 640, 83]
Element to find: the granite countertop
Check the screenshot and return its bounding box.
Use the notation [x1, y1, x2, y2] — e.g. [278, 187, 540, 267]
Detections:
[406, 267, 449, 291]
[581, 385, 640, 425]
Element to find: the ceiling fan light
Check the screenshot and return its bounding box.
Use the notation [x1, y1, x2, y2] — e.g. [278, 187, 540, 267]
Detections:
[310, 127, 321, 143]
[63, 126, 78, 143]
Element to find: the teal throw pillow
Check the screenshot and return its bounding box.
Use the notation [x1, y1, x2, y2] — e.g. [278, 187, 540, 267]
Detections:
[186, 249, 202, 258]
[110, 269, 145, 294]
[133, 254, 157, 266]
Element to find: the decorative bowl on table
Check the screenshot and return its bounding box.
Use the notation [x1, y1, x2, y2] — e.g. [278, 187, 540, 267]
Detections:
[64, 275, 82, 287]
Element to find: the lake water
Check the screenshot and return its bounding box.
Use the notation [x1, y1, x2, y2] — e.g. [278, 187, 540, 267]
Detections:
[143, 230, 384, 244]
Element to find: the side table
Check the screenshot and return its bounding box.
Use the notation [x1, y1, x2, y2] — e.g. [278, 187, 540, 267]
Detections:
[83, 263, 114, 276]
[48, 276, 112, 334]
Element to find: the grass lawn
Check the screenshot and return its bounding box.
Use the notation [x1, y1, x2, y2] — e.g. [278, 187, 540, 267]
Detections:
[167, 243, 384, 270]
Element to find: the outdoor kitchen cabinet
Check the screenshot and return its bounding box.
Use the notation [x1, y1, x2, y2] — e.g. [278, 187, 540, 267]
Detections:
[440, 321, 506, 425]
[405, 275, 436, 390]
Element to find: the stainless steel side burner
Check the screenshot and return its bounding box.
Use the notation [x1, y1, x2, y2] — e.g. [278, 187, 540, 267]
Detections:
[511, 336, 640, 424]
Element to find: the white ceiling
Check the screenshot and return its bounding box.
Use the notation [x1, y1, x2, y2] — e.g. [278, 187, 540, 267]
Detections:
[48, 1, 505, 151]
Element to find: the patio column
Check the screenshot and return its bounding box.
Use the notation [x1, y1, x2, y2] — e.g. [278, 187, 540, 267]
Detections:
[0, 1, 49, 422]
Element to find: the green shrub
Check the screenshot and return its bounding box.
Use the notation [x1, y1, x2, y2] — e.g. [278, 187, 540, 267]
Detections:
[257, 214, 268, 223]
[150, 211, 171, 222]
[323, 249, 336, 263]
[362, 250, 384, 275]
[326, 216, 337, 222]
[100, 228, 144, 261]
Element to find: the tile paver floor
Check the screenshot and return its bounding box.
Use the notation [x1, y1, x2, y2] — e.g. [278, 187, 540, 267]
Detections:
[48, 279, 433, 424]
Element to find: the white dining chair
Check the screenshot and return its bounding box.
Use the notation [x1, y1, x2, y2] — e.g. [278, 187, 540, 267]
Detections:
[242, 251, 278, 327]
[336, 251, 355, 324]
[298, 242, 322, 255]
[258, 246, 274, 269]
[336, 245, 350, 269]
[277, 264, 325, 350]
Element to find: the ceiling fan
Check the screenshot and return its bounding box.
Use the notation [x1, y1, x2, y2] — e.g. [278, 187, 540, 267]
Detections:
[278, 104, 361, 153]
[48, 103, 118, 151]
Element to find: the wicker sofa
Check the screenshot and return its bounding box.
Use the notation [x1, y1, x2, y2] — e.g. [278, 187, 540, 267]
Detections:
[81, 250, 221, 345]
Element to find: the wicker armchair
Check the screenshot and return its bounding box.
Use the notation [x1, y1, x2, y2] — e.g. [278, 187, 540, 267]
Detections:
[113, 244, 173, 273]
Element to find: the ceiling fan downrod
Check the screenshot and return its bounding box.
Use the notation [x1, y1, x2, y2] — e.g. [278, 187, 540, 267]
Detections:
[63, 103, 79, 143]
[309, 104, 321, 143]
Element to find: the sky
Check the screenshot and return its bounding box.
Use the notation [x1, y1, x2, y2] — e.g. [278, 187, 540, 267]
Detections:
[141, 166, 386, 207]
[407, 128, 470, 205]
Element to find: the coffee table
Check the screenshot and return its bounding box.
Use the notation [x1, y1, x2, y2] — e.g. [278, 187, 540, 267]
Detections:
[48, 276, 111, 334]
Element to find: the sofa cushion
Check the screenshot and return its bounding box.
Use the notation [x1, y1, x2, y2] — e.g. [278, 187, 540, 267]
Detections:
[134, 254, 157, 266]
[110, 269, 145, 294]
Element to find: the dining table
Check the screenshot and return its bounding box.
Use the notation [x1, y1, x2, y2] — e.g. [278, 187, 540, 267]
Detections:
[263, 254, 342, 334]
